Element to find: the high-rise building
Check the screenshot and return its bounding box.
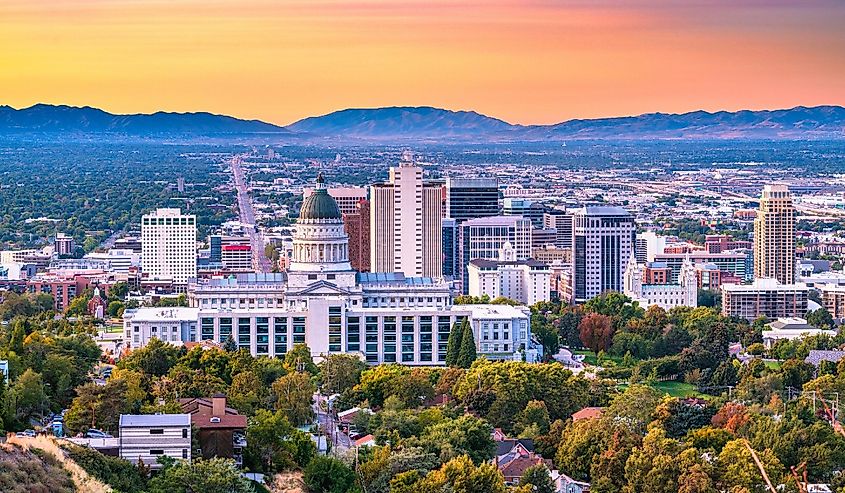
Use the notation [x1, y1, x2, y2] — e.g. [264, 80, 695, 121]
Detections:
[141, 208, 197, 286]
[370, 156, 442, 277]
[343, 199, 371, 272]
[221, 245, 253, 272]
[459, 215, 533, 292]
[543, 211, 573, 249]
[54, 233, 75, 256]
[445, 177, 499, 224]
[754, 185, 796, 284]
[572, 207, 635, 303]
[442, 218, 459, 278]
[503, 198, 545, 228]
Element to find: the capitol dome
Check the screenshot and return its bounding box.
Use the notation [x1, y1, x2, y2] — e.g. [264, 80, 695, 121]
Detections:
[300, 173, 342, 221]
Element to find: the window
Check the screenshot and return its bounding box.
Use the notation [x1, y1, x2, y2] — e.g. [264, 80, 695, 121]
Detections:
[149, 429, 164, 435]
[150, 449, 164, 455]
[182, 448, 188, 459]
[182, 428, 188, 439]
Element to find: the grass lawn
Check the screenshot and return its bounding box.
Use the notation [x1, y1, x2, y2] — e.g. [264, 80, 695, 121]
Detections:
[105, 325, 123, 333]
[572, 349, 629, 367]
[764, 360, 782, 370]
[617, 381, 710, 399]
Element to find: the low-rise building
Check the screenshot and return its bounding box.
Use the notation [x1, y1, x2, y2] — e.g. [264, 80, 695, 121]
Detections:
[820, 283, 845, 321]
[721, 278, 809, 321]
[179, 394, 247, 466]
[467, 242, 551, 305]
[624, 257, 697, 309]
[762, 318, 836, 349]
[119, 414, 191, 469]
[123, 307, 199, 349]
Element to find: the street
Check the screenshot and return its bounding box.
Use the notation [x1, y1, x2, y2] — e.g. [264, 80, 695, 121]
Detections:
[313, 392, 352, 451]
[229, 155, 274, 273]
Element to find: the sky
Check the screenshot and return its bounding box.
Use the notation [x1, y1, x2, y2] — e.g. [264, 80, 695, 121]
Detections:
[1, 0, 844, 126]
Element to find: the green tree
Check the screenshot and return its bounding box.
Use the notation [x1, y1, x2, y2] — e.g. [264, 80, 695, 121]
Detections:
[716, 439, 785, 493]
[284, 343, 319, 375]
[118, 337, 181, 377]
[414, 415, 495, 464]
[390, 455, 506, 493]
[319, 353, 365, 395]
[303, 456, 356, 493]
[228, 371, 264, 415]
[12, 368, 47, 422]
[147, 457, 254, 493]
[445, 320, 464, 367]
[807, 307, 835, 329]
[106, 300, 124, 317]
[515, 400, 550, 437]
[65, 379, 129, 434]
[271, 371, 315, 426]
[245, 409, 316, 473]
[457, 318, 477, 369]
[519, 464, 555, 493]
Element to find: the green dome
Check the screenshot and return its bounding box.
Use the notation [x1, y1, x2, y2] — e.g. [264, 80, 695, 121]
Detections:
[300, 174, 342, 220]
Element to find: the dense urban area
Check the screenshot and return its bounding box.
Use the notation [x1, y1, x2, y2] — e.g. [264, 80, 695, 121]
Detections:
[3, 138, 845, 493]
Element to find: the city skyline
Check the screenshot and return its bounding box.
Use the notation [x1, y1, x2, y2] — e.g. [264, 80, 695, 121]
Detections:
[2, 0, 844, 126]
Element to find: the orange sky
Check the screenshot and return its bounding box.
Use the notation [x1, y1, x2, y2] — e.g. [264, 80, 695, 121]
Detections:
[1, 0, 843, 125]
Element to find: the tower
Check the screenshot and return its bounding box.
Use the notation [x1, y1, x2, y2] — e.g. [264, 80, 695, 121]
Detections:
[754, 185, 795, 284]
[141, 208, 197, 286]
[572, 206, 635, 303]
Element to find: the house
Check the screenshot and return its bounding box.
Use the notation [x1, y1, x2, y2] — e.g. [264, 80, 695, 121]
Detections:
[179, 394, 247, 466]
[572, 407, 603, 422]
[492, 428, 508, 441]
[556, 472, 591, 493]
[495, 438, 534, 459]
[119, 414, 191, 469]
[352, 434, 376, 448]
[496, 446, 552, 485]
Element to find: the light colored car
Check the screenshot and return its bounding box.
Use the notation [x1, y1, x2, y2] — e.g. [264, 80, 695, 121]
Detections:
[85, 429, 113, 439]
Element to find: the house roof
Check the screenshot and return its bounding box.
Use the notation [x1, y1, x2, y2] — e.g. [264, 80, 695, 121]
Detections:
[498, 453, 551, 480]
[496, 438, 534, 457]
[179, 397, 247, 429]
[119, 414, 190, 428]
[572, 407, 604, 421]
[805, 350, 845, 367]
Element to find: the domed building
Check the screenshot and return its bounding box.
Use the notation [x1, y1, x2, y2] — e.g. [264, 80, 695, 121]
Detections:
[183, 174, 536, 365]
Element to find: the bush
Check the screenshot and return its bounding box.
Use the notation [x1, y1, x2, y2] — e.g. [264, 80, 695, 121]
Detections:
[61, 443, 147, 492]
[303, 456, 355, 493]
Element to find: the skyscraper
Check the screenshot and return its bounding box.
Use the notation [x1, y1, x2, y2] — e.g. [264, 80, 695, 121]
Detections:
[445, 177, 499, 224]
[343, 199, 371, 272]
[141, 208, 197, 286]
[543, 210, 573, 249]
[572, 207, 635, 303]
[370, 155, 442, 277]
[754, 185, 796, 284]
[502, 198, 545, 228]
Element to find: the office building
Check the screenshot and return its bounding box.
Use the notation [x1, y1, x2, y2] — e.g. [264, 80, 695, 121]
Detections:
[705, 235, 752, 253]
[54, 233, 75, 256]
[370, 156, 442, 278]
[141, 208, 197, 286]
[721, 278, 808, 321]
[459, 216, 533, 293]
[532, 228, 558, 249]
[467, 242, 551, 305]
[221, 245, 253, 272]
[303, 186, 368, 215]
[636, 231, 667, 263]
[502, 198, 544, 228]
[653, 251, 750, 283]
[543, 211, 573, 249]
[343, 199, 371, 272]
[184, 174, 536, 365]
[442, 218, 459, 278]
[754, 185, 796, 284]
[123, 307, 200, 348]
[624, 257, 697, 309]
[572, 207, 635, 303]
[445, 177, 499, 224]
[119, 414, 191, 470]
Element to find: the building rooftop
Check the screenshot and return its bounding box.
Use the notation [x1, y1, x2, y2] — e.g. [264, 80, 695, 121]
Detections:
[125, 307, 199, 323]
[469, 259, 547, 269]
[357, 272, 438, 285]
[462, 215, 529, 227]
[722, 278, 808, 292]
[119, 414, 191, 428]
[573, 206, 631, 216]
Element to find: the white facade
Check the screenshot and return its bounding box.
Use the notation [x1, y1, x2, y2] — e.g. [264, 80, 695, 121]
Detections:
[123, 307, 199, 348]
[572, 207, 635, 303]
[370, 154, 442, 278]
[459, 215, 533, 293]
[84, 248, 141, 274]
[141, 208, 197, 285]
[119, 414, 191, 469]
[467, 242, 551, 305]
[624, 257, 698, 309]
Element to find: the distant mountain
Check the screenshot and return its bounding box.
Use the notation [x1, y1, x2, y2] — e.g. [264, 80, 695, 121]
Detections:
[0, 104, 288, 135]
[288, 106, 517, 139]
[290, 105, 845, 140]
[1, 103, 843, 139]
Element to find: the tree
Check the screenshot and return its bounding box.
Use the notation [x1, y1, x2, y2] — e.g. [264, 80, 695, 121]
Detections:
[446, 320, 464, 367]
[118, 338, 181, 377]
[65, 379, 129, 434]
[106, 300, 124, 318]
[716, 439, 785, 493]
[414, 415, 495, 464]
[457, 318, 477, 369]
[579, 313, 614, 355]
[303, 456, 355, 493]
[606, 384, 662, 434]
[245, 409, 316, 473]
[147, 458, 254, 493]
[319, 353, 365, 395]
[272, 371, 315, 426]
[515, 400, 550, 437]
[12, 368, 47, 421]
[284, 343, 319, 375]
[228, 371, 264, 415]
[390, 455, 506, 493]
[807, 307, 835, 329]
[66, 292, 92, 316]
[519, 464, 555, 493]
[531, 314, 560, 361]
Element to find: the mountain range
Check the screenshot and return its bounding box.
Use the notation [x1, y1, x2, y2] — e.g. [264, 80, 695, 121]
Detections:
[1, 103, 844, 140]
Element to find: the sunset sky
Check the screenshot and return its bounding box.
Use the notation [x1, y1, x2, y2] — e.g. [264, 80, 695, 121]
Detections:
[1, 0, 844, 125]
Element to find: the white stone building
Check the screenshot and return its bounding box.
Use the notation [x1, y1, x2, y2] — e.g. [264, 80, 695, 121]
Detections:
[141, 208, 197, 287]
[123, 307, 199, 348]
[624, 257, 698, 309]
[467, 242, 551, 305]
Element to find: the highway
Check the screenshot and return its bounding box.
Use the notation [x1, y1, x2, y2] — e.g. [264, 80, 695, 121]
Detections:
[229, 155, 274, 273]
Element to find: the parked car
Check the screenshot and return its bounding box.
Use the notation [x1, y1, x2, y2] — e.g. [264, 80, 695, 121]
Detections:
[15, 429, 36, 438]
[85, 429, 113, 439]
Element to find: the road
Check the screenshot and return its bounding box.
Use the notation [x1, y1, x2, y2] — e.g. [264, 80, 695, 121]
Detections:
[229, 155, 274, 273]
[313, 393, 352, 451]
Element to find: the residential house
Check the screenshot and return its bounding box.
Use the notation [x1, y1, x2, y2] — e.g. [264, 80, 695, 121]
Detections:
[179, 394, 247, 466]
[119, 414, 191, 470]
